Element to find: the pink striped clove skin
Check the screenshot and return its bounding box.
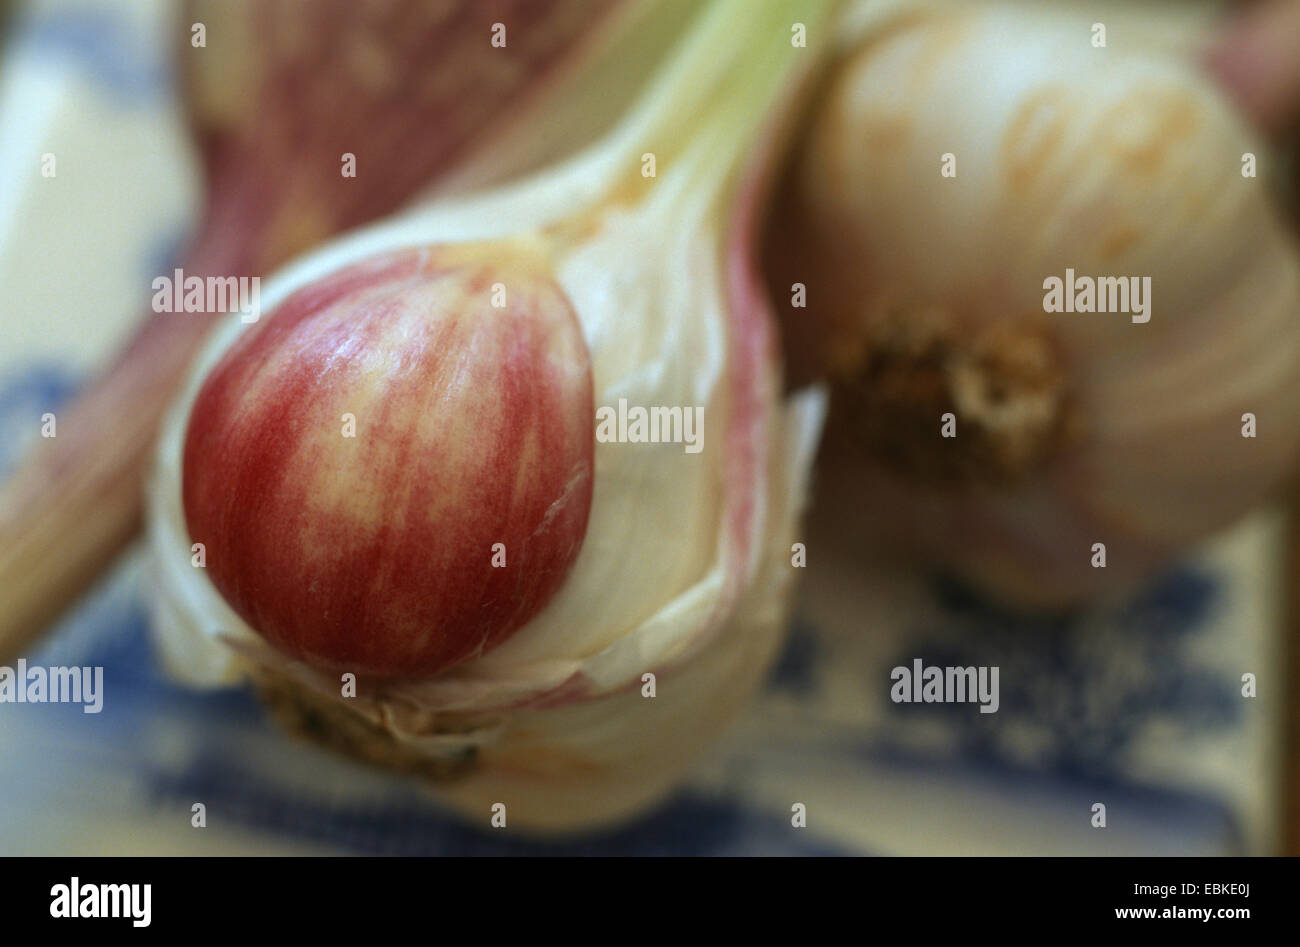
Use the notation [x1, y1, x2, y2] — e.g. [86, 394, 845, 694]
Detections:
[182, 247, 595, 679]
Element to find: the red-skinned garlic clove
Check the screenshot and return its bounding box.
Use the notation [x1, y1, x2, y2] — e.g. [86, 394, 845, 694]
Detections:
[182, 246, 594, 678]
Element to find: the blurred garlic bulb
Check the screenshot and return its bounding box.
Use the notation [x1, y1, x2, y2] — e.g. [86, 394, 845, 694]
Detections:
[766, 1, 1300, 608]
[148, 0, 829, 832]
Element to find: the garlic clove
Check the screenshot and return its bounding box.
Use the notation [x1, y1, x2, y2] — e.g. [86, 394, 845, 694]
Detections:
[766, 2, 1300, 608]
[182, 245, 594, 678]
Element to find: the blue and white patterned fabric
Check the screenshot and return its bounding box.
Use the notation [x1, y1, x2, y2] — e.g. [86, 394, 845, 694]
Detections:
[0, 0, 1280, 856]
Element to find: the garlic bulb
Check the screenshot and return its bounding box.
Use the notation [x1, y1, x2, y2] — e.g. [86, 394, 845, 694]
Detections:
[148, 0, 829, 832]
[766, 0, 1300, 608]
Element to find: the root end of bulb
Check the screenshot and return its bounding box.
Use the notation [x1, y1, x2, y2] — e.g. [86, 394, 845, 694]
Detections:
[833, 306, 1076, 486]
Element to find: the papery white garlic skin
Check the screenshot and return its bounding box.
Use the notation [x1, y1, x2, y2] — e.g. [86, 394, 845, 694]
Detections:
[775, 2, 1300, 608]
